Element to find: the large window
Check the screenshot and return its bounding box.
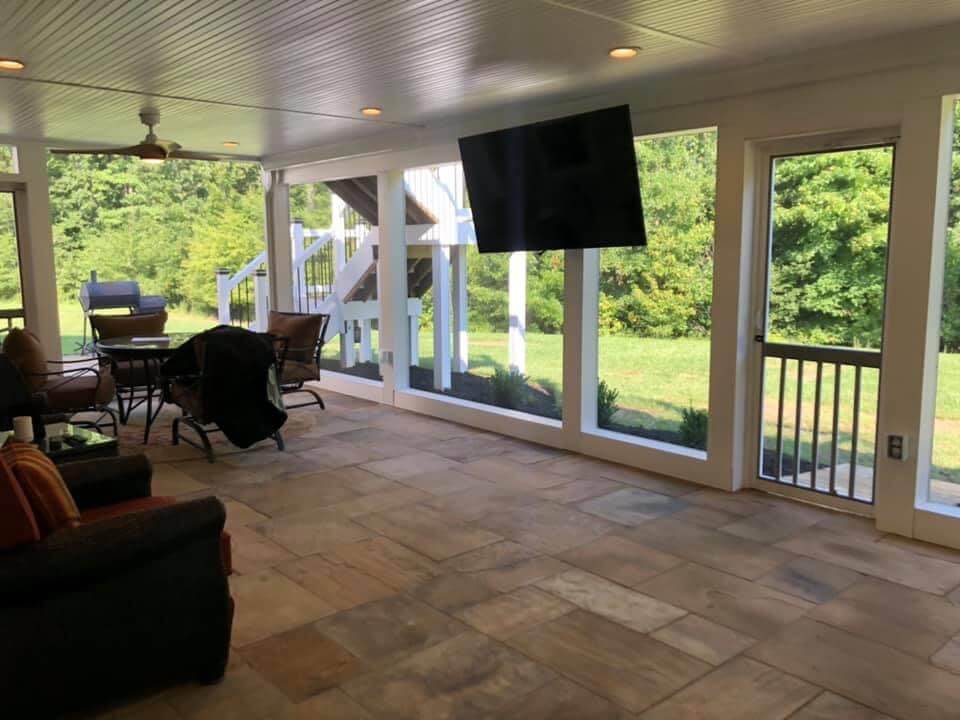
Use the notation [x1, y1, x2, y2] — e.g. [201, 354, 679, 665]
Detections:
[48, 155, 264, 355]
[405, 163, 563, 420]
[290, 178, 381, 382]
[596, 130, 717, 450]
[930, 100, 960, 506]
[0, 145, 16, 173]
[0, 192, 24, 328]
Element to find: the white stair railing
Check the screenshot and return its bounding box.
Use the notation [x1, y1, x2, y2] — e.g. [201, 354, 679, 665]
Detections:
[215, 251, 269, 330]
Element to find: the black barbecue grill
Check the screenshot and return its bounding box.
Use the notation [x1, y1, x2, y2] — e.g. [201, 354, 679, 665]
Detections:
[78, 271, 167, 352]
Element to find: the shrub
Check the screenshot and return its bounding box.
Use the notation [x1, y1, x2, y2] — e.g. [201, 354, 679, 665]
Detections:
[680, 407, 708, 449]
[490, 367, 528, 409]
[597, 380, 620, 427]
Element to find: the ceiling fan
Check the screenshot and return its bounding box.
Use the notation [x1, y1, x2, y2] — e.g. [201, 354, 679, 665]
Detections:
[50, 110, 235, 163]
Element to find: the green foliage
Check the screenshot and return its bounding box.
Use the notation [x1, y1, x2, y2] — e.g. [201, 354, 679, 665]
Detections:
[490, 367, 528, 409]
[597, 379, 620, 426]
[289, 182, 332, 233]
[679, 406, 709, 449]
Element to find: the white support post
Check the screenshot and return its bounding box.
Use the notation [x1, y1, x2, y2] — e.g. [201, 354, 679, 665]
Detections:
[263, 170, 293, 312]
[291, 220, 304, 252]
[216, 269, 231, 325]
[432, 245, 452, 390]
[377, 171, 409, 398]
[508, 251, 527, 374]
[451, 244, 468, 372]
[253, 269, 269, 331]
[333, 234, 346, 274]
[409, 313, 420, 366]
[359, 319, 373, 362]
[341, 320, 356, 367]
[14, 143, 61, 359]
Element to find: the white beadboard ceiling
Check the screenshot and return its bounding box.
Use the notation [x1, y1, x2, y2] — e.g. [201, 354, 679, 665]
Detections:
[0, 0, 957, 160]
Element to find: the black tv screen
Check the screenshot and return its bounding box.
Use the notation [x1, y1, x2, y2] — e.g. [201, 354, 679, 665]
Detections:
[458, 105, 646, 254]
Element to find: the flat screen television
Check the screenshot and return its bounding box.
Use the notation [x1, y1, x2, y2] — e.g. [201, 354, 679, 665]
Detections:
[458, 105, 646, 254]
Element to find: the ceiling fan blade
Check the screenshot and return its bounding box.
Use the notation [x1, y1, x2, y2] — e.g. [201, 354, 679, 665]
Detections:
[49, 145, 148, 156]
[156, 139, 181, 153]
[166, 149, 230, 161]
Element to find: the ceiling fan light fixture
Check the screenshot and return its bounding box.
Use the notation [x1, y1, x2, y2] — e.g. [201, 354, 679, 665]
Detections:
[0, 58, 25, 71]
[608, 46, 641, 59]
[360, 106, 383, 117]
[222, 141, 239, 148]
[141, 157, 164, 165]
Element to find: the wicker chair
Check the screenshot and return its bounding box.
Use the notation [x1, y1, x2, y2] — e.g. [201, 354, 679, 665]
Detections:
[266, 310, 329, 410]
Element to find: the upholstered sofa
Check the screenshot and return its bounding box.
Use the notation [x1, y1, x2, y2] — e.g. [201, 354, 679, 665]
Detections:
[0, 454, 234, 717]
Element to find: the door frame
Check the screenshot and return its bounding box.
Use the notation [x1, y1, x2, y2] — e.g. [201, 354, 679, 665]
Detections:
[0, 180, 29, 329]
[744, 128, 900, 517]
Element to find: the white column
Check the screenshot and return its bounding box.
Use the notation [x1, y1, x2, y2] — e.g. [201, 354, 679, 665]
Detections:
[432, 245, 452, 390]
[333, 234, 346, 274]
[216, 269, 231, 325]
[14, 143, 61, 358]
[409, 312, 420, 366]
[576, 249, 597, 435]
[508, 251, 527, 373]
[253, 268, 269, 331]
[341, 320, 356, 367]
[359, 319, 373, 362]
[377, 171, 409, 399]
[263, 170, 293, 312]
[451, 244, 468, 372]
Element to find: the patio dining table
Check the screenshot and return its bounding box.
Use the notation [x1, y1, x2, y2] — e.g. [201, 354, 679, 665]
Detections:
[96, 333, 195, 444]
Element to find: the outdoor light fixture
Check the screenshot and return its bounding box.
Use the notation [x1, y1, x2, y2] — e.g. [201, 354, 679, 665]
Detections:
[0, 58, 25, 71]
[360, 106, 383, 117]
[222, 141, 239, 148]
[141, 157, 164, 165]
[608, 47, 640, 59]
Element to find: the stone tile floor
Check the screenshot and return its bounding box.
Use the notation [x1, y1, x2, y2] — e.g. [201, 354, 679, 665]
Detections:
[84, 391, 960, 719]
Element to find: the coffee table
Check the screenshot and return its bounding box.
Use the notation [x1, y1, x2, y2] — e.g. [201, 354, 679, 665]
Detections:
[1, 423, 119, 464]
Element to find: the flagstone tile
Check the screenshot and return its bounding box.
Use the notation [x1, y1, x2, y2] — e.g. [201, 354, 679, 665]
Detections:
[227, 473, 360, 517]
[356, 504, 502, 560]
[625, 518, 794, 580]
[410, 572, 499, 613]
[669, 504, 742, 529]
[167, 665, 292, 719]
[558, 535, 683, 588]
[719, 508, 823, 543]
[230, 525, 298, 575]
[254, 508, 374, 556]
[473, 500, 617, 554]
[638, 564, 814, 637]
[777, 529, 960, 594]
[360, 451, 460, 480]
[456, 586, 575, 639]
[486, 677, 631, 720]
[423, 484, 541, 522]
[757, 556, 862, 604]
[747, 618, 960, 720]
[229, 569, 337, 646]
[809, 577, 960, 657]
[639, 657, 818, 720]
[150, 462, 210, 496]
[241, 624, 364, 702]
[315, 594, 465, 666]
[332, 536, 443, 590]
[441, 540, 571, 592]
[650, 614, 756, 665]
[460, 457, 571, 491]
[275, 689, 374, 719]
[578, 487, 688, 526]
[342, 631, 555, 719]
[324, 486, 430, 517]
[509, 610, 710, 714]
[398, 467, 495, 495]
[683, 488, 775, 516]
[788, 692, 893, 720]
[534, 477, 626, 504]
[223, 499, 269, 529]
[931, 638, 960, 674]
[276, 552, 396, 610]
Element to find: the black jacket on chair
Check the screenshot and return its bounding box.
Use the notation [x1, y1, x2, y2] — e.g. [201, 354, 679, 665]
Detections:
[162, 325, 287, 447]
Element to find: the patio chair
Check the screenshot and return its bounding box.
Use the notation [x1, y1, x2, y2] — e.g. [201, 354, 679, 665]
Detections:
[88, 311, 168, 423]
[266, 310, 330, 410]
[2, 328, 118, 435]
[162, 325, 287, 462]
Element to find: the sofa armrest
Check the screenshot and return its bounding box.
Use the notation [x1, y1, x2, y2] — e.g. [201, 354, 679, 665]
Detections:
[0, 496, 225, 605]
[59, 454, 153, 510]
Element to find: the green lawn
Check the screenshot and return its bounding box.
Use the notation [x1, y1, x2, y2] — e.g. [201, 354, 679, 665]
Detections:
[57, 303, 217, 356]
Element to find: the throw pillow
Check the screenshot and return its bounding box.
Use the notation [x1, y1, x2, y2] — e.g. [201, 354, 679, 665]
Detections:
[0, 453, 41, 549]
[2, 328, 46, 391]
[1, 440, 80, 533]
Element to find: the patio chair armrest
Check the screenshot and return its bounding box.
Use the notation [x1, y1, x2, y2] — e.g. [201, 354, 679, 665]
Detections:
[59, 454, 152, 509]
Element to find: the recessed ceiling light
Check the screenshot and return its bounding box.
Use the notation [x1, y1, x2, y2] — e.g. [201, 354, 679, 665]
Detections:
[608, 47, 640, 60]
[360, 106, 383, 117]
[222, 141, 239, 148]
[0, 58, 25, 71]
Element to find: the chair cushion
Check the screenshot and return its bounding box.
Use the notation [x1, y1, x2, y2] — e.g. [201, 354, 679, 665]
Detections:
[90, 311, 168, 342]
[1, 440, 80, 534]
[2, 328, 46, 391]
[281, 359, 319, 384]
[79, 496, 233, 575]
[267, 311, 324, 363]
[0, 453, 41, 550]
[41, 371, 116, 412]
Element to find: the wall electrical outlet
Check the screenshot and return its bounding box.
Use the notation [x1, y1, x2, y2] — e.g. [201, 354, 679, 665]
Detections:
[887, 434, 908, 461]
